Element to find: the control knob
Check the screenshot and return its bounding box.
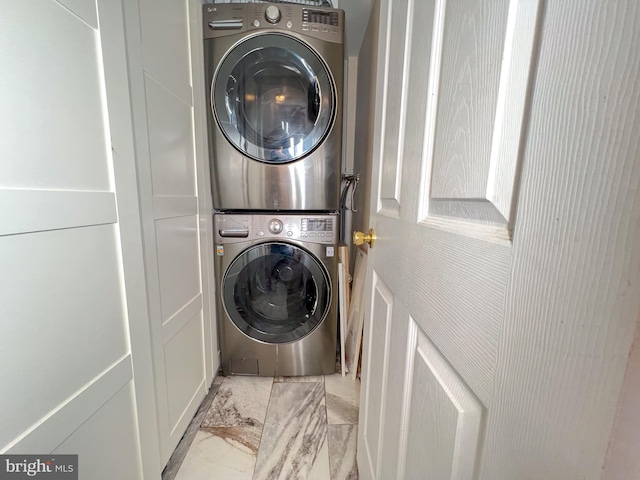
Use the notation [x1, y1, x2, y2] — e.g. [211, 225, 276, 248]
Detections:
[265, 5, 281, 24]
[268, 219, 283, 234]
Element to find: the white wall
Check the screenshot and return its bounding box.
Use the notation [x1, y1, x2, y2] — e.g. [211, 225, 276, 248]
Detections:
[340, 0, 373, 56]
[0, 0, 158, 478]
[347, 0, 379, 270]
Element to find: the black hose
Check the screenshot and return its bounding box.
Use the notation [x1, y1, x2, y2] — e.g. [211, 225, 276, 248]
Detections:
[339, 178, 353, 243]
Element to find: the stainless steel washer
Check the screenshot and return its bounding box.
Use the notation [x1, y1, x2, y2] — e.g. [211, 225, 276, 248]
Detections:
[215, 212, 338, 376]
[204, 3, 344, 211]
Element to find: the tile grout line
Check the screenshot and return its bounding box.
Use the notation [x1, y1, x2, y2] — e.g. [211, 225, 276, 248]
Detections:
[251, 377, 275, 480]
[323, 375, 335, 480]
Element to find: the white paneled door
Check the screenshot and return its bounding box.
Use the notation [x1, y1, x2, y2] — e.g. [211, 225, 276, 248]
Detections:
[1, 0, 159, 477]
[358, 1, 640, 479]
[123, 0, 218, 466]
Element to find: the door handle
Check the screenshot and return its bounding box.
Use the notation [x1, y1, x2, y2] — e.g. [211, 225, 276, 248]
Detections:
[353, 228, 376, 248]
[208, 19, 244, 30]
[219, 229, 249, 238]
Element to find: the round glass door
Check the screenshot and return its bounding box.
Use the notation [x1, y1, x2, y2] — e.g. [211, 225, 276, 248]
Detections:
[213, 33, 335, 164]
[223, 242, 331, 344]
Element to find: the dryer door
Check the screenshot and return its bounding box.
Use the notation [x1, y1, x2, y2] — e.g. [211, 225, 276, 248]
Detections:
[223, 242, 331, 344]
[213, 33, 335, 163]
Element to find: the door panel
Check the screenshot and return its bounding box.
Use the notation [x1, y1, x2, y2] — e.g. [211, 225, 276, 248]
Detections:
[1, 0, 109, 191]
[156, 215, 201, 321]
[139, 0, 192, 104]
[123, 0, 215, 465]
[365, 217, 510, 406]
[164, 311, 206, 432]
[145, 74, 196, 198]
[56, 0, 98, 28]
[359, 273, 394, 478]
[401, 0, 436, 217]
[403, 322, 483, 480]
[1, 1, 151, 476]
[361, 1, 516, 479]
[377, 305, 412, 480]
[378, 0, 409, 214]
[480, 1, 640, 477]
[359, 0, 527, 477]
[358, 0, 640, 479]
[430, 0, 509, 201]
[420, 0, 541, 230]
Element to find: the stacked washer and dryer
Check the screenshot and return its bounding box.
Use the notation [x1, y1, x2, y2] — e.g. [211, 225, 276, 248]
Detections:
[203, 3, 345, 376]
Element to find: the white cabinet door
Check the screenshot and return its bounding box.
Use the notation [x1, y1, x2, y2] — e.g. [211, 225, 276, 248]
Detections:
[123, 0, 218, 466]
[358, 0, 640, 479]
[1, 0, 162, 477]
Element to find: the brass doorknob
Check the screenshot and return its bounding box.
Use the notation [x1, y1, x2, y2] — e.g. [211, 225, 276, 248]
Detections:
[353, 228, 376, 248]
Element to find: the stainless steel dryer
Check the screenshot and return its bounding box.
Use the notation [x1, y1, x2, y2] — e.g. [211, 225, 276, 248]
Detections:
[215, 212, 338, 376]
[204, 3, 344, 211]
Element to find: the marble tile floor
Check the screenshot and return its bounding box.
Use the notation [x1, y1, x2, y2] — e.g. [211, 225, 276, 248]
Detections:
[168, 374, 360, 480]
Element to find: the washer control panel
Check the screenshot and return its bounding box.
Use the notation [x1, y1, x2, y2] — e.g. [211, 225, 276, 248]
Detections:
[268, 218, 283, 234]
[215, 213, 337, 244]
[265, 5, 281, 24]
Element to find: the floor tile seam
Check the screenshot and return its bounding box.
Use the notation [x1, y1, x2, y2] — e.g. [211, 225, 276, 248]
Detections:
[197, 425, 264, 460]
[261, 377, 275, 426]
[327, 424, 359, 480]
[246, 375, 274, 480]
[254, 380, 330, 480]
[275, 403, 324, 432]
[251, 427, 261, 480]
[254, 428, 329, 480]
[199, 425, 264, 431]
[323, 375, 329, 429]
[199, 377, 270, 430]
[261, 382, 327, 436]
[196, 384, 222, 431]
[190, 425, 264, 479]
[326, 424, 336, 479]
[254, 376, 276, 472]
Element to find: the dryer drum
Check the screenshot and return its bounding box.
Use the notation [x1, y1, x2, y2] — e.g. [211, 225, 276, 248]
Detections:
[213, 33, 335, 164]
[230, 48, 320, 150]
[223, 242, 331, 344]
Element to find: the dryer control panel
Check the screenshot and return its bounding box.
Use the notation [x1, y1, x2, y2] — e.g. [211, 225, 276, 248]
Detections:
[203, 3, 344, 44]
[215, 213, 338, 245]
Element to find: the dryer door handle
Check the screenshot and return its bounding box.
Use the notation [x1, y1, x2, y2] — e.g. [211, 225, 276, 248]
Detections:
[209, 19, 244, 30]
[219, 229, 250, 238]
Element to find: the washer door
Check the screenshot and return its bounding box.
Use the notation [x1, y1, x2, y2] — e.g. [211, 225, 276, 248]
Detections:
[223, 242, 331, 344]
[213, 33, 335, 164]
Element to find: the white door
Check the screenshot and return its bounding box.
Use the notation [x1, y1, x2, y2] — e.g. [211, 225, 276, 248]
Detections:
[122, 0, 218, 465]
[1, 1, 159, 477]
[357, 1, 640, 479]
